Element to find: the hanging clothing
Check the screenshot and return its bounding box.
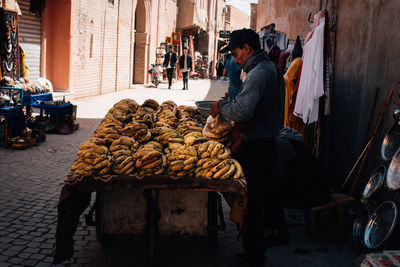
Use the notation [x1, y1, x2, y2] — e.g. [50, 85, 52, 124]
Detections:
[294, 13, 325, 124]
[19, 45, 28, 79]
[284, 57, 301, 126]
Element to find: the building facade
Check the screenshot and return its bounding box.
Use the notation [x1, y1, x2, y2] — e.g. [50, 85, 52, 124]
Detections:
[224, 4, 249, 32]
[4, 0, 226, 98]
[250, 3, 257, 31]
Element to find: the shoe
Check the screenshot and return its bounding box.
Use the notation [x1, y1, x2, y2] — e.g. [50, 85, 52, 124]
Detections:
[168, 86, 171, 89]
[182, 87, 186, 90]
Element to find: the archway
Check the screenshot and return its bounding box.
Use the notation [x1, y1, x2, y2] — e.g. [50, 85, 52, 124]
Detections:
[133, 0, 149, 84]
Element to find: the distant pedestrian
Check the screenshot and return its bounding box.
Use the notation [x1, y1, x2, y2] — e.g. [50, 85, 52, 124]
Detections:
[223, 53, 242, 102]
[179, 47, 193, 90]
[163, 45, 177, 89]
[216, 59, 224, 79]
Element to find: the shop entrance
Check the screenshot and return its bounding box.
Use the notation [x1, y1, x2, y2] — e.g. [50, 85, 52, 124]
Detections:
[133, 0, 149, 84]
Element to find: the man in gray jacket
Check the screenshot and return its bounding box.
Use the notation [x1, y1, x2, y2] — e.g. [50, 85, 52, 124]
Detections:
[211, 28, 285, 266]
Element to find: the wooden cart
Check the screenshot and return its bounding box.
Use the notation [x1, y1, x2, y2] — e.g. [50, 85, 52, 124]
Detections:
[54, 173, 247, 265]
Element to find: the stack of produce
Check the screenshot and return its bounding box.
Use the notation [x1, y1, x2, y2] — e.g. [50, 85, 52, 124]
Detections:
[132, 141, 167, 175]
[122, 121, 152, 143]
[166, 145, 198, 177]
[202, 115, 232, 143]
[195, 141, 242, 179]
[109, 136, 139, 174]
[71, 142, 113, 176]
[155, 101, 178, 128]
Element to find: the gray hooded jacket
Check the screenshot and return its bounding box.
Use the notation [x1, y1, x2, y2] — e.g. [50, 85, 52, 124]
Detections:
[218, 49, 285, 141]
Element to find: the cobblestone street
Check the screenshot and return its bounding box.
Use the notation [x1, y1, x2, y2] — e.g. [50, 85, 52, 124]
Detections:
[0, 79, 359, 266]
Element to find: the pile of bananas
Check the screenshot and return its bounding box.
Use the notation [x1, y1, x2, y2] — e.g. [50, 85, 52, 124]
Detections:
[202, 115, 232, 143]
[166, 145, 198, 176]
[132, 141, 167, 175]
[195, 141, 242, 179]
[70, 98, 243, 180]
[71, 142, 112, 176]
[122, 121, 152, 143]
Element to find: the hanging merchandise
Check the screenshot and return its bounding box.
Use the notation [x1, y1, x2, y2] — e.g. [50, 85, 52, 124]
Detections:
[0, 8, 20, 80]
[293, 11, 325, 125]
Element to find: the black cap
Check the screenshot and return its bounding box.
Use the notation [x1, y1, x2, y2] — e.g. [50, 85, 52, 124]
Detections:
[220, 28, 260, 53]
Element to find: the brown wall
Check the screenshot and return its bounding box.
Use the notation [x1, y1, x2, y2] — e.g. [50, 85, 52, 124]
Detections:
[256, 0, 400, 187]
[226, 5, 249, 31]
[256, 0, 319, 39]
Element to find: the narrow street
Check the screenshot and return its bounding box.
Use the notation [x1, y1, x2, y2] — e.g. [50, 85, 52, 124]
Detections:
[0, 79, 359, 267]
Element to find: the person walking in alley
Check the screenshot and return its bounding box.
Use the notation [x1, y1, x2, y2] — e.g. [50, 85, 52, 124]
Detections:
[179, 47, 193, 90]
[210, 28, 285, 267]
[223, 52, 242, 102]
[163, 45, 177, 89]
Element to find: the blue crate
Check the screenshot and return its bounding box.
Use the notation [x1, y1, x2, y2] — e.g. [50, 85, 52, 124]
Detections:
[0, 87, 24, 107]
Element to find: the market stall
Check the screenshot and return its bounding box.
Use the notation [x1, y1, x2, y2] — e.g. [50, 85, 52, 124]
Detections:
[53, 98, 247, 265]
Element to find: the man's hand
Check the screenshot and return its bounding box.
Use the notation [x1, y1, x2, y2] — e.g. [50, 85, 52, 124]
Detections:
[210, 100, 220, 118]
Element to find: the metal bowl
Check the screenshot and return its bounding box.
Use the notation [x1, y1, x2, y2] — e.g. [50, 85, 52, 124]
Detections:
[195, 100, 215, 118]
[353, 209, 369, 242]
[386, 148, 400, 190]
[363, 201, 398, 249]
[381, 123, 400, 161]
[362, 164, 386, 199]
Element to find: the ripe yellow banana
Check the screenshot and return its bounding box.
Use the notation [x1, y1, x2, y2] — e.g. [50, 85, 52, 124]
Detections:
[231, 159, 243, 179]
[220, 163, 236, 179]
[213, 164, 230, 179]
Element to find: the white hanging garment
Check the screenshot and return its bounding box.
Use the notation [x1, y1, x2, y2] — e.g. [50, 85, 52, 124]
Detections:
[294, 12, 325, 124]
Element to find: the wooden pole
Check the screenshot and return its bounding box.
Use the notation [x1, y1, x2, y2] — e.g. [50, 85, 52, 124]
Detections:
[363, 87, 380, 146]
[349, 90, 393, 196]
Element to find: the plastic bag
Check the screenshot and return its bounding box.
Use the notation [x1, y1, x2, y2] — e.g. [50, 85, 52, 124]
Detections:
[202, 114, 232, 143]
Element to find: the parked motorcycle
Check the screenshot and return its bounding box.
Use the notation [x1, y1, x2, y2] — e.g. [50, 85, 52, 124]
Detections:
[148, 64, 163, 88]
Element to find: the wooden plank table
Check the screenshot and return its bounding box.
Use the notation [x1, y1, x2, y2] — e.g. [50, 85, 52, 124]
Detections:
[54, 173, 247, 265]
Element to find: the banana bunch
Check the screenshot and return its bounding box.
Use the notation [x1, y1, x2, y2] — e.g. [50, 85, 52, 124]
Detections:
[153, 127, 184, 146]
[177, 117, 204, 136]
[166, 145, 198, 177]
[202, 115, 232, 143]
[194, 141, 232, 178]
[132, 107, 156, 126]
[132, 143, 167, 175]
[112, 98, 139, 114]
[71, 142, 112, 176]
[92, 125, 121, 144]
[157, 100, 177, 114]
[157, 110, 178, 128]
[183, 131, 207, 146]
[97, 121, 123, 134]
[122, 121, 152, 143]
[141, 99, 159, 111]
[111, 150, 135, 175]
[109, 136, 139, 153]
[196, 158, 242, 179]
[102, 113, 125, 126]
